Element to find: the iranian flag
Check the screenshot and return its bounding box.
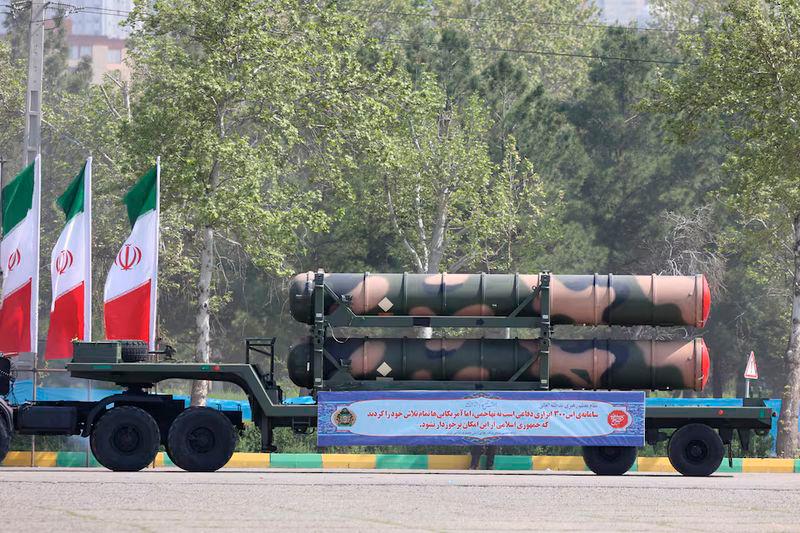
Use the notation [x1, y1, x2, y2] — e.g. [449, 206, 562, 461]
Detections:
[104, 160, 160, 350]
[45, 158, 92, 359]
[0, 156, 41, 355]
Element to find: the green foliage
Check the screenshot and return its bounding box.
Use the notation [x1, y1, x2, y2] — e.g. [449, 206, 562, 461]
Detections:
[567, 28, 722, 271]
[0, 40, 24, 162]
[649, 1, 800, 231]
[347, 0, 601, 95]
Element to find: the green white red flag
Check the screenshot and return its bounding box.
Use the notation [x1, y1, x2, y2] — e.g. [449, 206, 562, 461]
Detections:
[104, 160, 160, 349]
[45, 158, 92, 359]
[0, 156, 42, 354]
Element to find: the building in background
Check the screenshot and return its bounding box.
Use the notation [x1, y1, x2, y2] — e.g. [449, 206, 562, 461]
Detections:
[69, 0, 131, 40]
[1, 0, 132, 84]
[66, 1, 132, 84]
[595, 0, 651, 26]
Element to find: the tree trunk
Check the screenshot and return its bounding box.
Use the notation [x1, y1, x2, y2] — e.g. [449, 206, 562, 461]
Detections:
[190, 224, 214, 406]
[416, 261, 445, 340]
[777, 214, 800, 457]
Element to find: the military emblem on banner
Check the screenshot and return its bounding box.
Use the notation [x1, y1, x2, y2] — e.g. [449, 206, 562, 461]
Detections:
[333, 407, 356, 427]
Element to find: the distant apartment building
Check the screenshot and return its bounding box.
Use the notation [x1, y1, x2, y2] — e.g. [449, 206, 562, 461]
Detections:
[1, 0, 132, 84]
[66, 0, 132, 84]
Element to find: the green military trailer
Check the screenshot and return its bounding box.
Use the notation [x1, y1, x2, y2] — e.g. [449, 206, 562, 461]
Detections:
[0, 271, 776, 476]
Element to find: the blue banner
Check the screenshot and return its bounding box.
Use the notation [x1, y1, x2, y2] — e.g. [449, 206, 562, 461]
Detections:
[318, 391, 645, 447]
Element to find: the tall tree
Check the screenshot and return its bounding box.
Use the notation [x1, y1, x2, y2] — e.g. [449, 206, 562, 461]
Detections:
[123, 0, 405, 404]
[345, 0, 601, 95]
[0, 40, 24, 170]
[565, 28, 721, 272]
[366, 29, 558, 278]
[648, 0, 800, 456]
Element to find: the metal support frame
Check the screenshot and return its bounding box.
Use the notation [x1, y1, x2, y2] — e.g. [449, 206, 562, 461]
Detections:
[310, 270, 553, 391]
[244, 337, 276, 385]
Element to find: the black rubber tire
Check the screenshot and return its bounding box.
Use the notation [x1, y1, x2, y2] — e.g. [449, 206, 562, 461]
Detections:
[668, 423, 724, 477]
[0, 415, 11, 464]
[120, 340, 148, 362]
[167, 407, 237, 472]
[582, 446, 637, 475]
[90, 406, 160, 472]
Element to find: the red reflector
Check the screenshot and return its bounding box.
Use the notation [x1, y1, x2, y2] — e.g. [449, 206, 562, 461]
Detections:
[700, 275, 711, 327]
[213, 365, 221, 371]
[718, 409, 724, 415]
[700, 339, 710, 391]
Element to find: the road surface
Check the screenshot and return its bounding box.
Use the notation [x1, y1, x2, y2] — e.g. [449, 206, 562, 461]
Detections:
[2, 468, 798, 532]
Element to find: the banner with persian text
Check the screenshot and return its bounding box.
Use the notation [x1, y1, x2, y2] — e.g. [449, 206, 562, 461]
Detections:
[317, 391, 645, 447]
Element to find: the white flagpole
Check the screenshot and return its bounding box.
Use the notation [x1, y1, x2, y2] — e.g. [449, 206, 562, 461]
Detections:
[31, 154, 41, 354]
[84, 156, 92, 342]
[149, 157, 160, 351]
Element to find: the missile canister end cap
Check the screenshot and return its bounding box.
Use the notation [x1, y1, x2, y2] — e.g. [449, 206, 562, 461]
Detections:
[700, 338, 710, 391]
[700, 275, 711, 327]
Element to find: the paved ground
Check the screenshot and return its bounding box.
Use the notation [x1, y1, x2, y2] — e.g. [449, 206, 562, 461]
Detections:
[1, 469, 799, 532]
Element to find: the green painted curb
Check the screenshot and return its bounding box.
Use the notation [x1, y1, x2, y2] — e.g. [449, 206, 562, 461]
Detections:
[56, 451, 100, 467]
[628, 460, 638, 472]
[269, 453, 323, 469]
[376, 454, 428, 469]
[795, 459, 800, 473]
[492, 455, 532, 470]
[715, 458, 743, 473]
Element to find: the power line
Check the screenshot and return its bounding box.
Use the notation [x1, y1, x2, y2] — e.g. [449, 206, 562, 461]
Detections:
[384, 38, 684, 65]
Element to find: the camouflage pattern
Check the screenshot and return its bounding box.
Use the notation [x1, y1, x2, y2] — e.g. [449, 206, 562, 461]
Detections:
[289, 272, 711, 327]
[287, 337, 709, 392]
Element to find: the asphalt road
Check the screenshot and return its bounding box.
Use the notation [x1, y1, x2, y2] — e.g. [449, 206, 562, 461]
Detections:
[1, 468, 798, 532]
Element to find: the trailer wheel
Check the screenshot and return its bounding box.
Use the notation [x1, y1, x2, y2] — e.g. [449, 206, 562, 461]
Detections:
[167, 407, 237, 472]
[120, 340, 148, 362]
[582, 446, 637, 475]
[668, 423, 724, 476]
[90, 406, 160, 472]
[0, 415, 11, 463]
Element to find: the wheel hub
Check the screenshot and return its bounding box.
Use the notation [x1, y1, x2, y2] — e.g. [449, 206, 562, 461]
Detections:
[112, 425, 141, 454]
[187, 427, 215, 454]
[686, 439, 709, 463]
[599, 447, 622, 461]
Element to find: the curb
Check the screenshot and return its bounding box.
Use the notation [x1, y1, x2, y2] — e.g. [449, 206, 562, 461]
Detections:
[2, 452, 799, 472]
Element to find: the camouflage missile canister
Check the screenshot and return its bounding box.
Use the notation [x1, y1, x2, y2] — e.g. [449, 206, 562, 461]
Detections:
[287, 337, 710, 391]
[289, 272, 711, 327]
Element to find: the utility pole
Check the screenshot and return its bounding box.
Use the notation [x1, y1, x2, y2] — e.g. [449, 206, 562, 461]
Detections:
[23, 0, 46, 165]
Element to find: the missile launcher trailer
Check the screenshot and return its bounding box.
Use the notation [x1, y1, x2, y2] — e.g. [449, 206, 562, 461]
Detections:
[0, 271, 775, 476]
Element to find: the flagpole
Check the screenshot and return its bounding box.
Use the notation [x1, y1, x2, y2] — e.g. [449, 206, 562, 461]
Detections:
[0, 156, 3, 294]
[0, 155, 5, 239]
[150, 156, 160, 351]
[85, 157, 92, 342]
[31, 154, 41, 355]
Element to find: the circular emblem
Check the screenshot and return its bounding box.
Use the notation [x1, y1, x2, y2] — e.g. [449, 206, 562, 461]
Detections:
[333, 407, 356, 427]
[7, 248, 21, 272]
[115, 244, 142, 271]
[54, 250, 74, 275]
[607, 409, 630, 430]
